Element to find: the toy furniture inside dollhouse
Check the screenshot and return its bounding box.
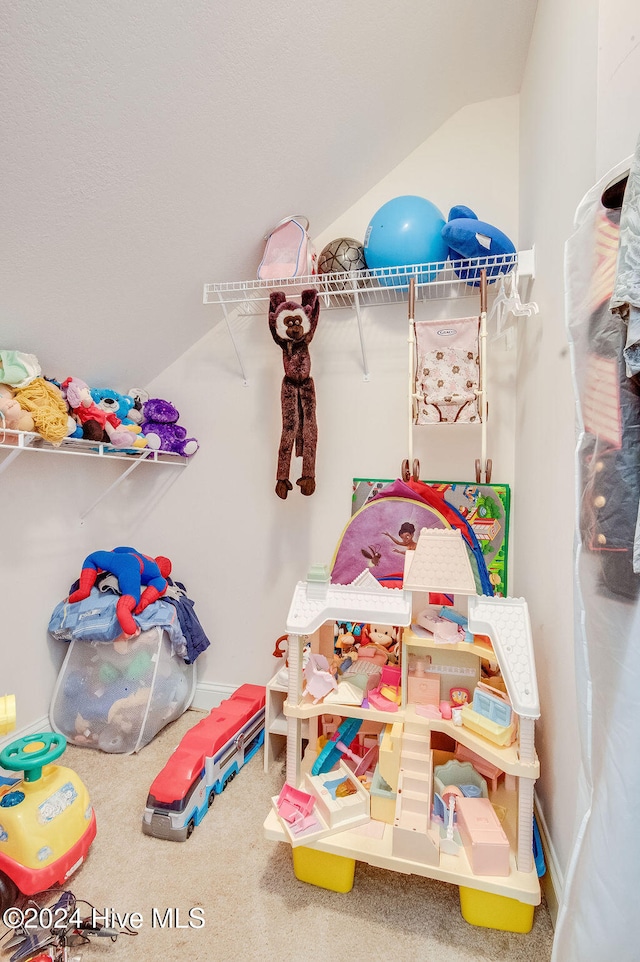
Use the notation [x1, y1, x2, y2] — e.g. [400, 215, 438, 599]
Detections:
[264, 528, 541, 929]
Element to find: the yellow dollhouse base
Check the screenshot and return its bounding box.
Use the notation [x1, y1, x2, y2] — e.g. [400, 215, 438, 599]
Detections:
[458, 886, 535, 933]
[291, 846, 356, 893]
[291, 845, 535, 931]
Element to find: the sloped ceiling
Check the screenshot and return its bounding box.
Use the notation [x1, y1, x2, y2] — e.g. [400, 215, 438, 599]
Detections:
[0, 0, 537, 389]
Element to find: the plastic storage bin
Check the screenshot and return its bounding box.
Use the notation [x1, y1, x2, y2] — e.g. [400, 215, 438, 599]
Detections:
[50, 627, 195, 754]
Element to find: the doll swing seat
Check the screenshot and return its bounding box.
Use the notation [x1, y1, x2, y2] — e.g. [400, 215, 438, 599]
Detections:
[403, 273, 491, 485]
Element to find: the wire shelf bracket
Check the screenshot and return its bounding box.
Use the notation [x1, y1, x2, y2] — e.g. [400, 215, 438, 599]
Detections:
[0, 431, 188, 521]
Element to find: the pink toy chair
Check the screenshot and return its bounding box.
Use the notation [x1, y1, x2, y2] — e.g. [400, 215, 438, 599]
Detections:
[367, 665, 402, 712]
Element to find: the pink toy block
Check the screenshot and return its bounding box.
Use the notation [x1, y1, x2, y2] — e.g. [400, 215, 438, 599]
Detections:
[455, 797, 510, 877]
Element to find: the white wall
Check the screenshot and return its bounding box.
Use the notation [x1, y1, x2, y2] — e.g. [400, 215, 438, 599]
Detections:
[1, 96, 520, 733]
[0, 451, 178, 730]
[596, 0, 640, 176]
[136, 96, 521, 691]
[0, 0, 535, 392]
[4, 0, 640, 922]
[517, 0, 640, 897]
[516, 0, 598, 885]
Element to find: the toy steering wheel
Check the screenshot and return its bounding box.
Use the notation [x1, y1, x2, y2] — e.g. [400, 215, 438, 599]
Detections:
[0, 732, 67, 783]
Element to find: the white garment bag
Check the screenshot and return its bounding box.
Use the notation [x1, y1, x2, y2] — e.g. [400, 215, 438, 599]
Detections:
[552, 144, 640, 962]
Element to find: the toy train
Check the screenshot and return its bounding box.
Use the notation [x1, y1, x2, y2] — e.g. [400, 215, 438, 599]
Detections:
[142, 684, 265, 841]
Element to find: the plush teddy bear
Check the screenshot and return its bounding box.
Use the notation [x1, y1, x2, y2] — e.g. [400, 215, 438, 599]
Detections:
[139, 398, 199, 457]
[90, 387, 147, 448]
[61, 376, 134, 447]
[0, 384, 36, 432]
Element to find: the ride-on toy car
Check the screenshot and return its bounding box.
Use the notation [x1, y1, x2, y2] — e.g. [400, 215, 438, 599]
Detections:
[0, 730, 96, 913]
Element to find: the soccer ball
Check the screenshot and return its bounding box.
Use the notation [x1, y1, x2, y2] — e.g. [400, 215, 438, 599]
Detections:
[318, 237, 367, 275]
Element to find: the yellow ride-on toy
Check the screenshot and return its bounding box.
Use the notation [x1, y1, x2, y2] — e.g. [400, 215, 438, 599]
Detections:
[0, 723, 96, 913]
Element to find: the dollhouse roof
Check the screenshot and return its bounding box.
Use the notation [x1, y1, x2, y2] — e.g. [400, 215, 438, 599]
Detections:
[285, 578, 412, 636]
[287, 549, 539, 720]
[468, 596, 540, 719]
[403, 528, 477, 595]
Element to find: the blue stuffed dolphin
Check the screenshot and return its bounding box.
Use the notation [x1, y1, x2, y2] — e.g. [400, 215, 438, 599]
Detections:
[442, 205, 516, 286]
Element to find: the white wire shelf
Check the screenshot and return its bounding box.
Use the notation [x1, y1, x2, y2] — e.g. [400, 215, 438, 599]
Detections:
[0, 430, 189, 466]
[203, 251, 530, 314]
[203, 250, 535, 384]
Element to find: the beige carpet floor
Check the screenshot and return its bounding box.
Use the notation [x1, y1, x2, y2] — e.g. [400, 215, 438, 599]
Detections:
[2, 709, 555, 962]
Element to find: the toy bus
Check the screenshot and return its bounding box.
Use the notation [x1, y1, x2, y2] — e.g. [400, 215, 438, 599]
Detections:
[142, 684, 265, 841]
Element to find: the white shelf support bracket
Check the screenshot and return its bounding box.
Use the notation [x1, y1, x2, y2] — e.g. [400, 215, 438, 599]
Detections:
[351, 282, 370, 381]
[79, 449, 153, 524]
[0, 447, 24, 477]
[218, 292, 249, 385]
[517, 246, 536, 281]
[517, 245, 536, 304]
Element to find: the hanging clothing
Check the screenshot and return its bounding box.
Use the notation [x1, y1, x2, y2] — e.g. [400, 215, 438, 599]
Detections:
[607, 136, 640, 570]
[610, 134, 640, 375]
[573, 206, 640, 600]
[553, 149, 640, 962]
[48, 588, 188, 660]
[163, 581, 211, 664]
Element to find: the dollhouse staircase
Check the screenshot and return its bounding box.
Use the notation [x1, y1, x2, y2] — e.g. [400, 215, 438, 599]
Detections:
[392, 722, 439, 865]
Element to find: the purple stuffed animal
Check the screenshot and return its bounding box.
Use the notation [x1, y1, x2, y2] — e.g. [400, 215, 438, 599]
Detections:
[140, 398, 199, 457]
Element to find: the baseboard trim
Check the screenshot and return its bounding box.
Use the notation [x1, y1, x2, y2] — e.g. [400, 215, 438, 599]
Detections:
[191, 681, 238, 712]
[534, 794, 563, 928]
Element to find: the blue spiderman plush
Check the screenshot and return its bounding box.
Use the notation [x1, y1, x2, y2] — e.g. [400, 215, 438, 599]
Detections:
[90, 387, 147, 448]
[442, 205, 516, 286]
[68, 547, 172, 637]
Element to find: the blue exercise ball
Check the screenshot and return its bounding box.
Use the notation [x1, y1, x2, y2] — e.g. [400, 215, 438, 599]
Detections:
[364, 195, 448, 287]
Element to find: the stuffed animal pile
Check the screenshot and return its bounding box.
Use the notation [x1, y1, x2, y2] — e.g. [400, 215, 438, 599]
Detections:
[0, 349, 198, 456]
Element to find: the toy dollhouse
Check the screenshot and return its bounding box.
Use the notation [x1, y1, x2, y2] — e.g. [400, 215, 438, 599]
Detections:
[263, 529, 541, 933]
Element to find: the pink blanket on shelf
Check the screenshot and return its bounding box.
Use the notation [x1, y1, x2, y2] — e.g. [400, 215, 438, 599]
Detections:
[415, 316, 480, 423]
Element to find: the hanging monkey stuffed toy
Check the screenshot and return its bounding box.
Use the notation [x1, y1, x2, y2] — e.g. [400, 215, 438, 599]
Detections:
[268, 288, 319, 499]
